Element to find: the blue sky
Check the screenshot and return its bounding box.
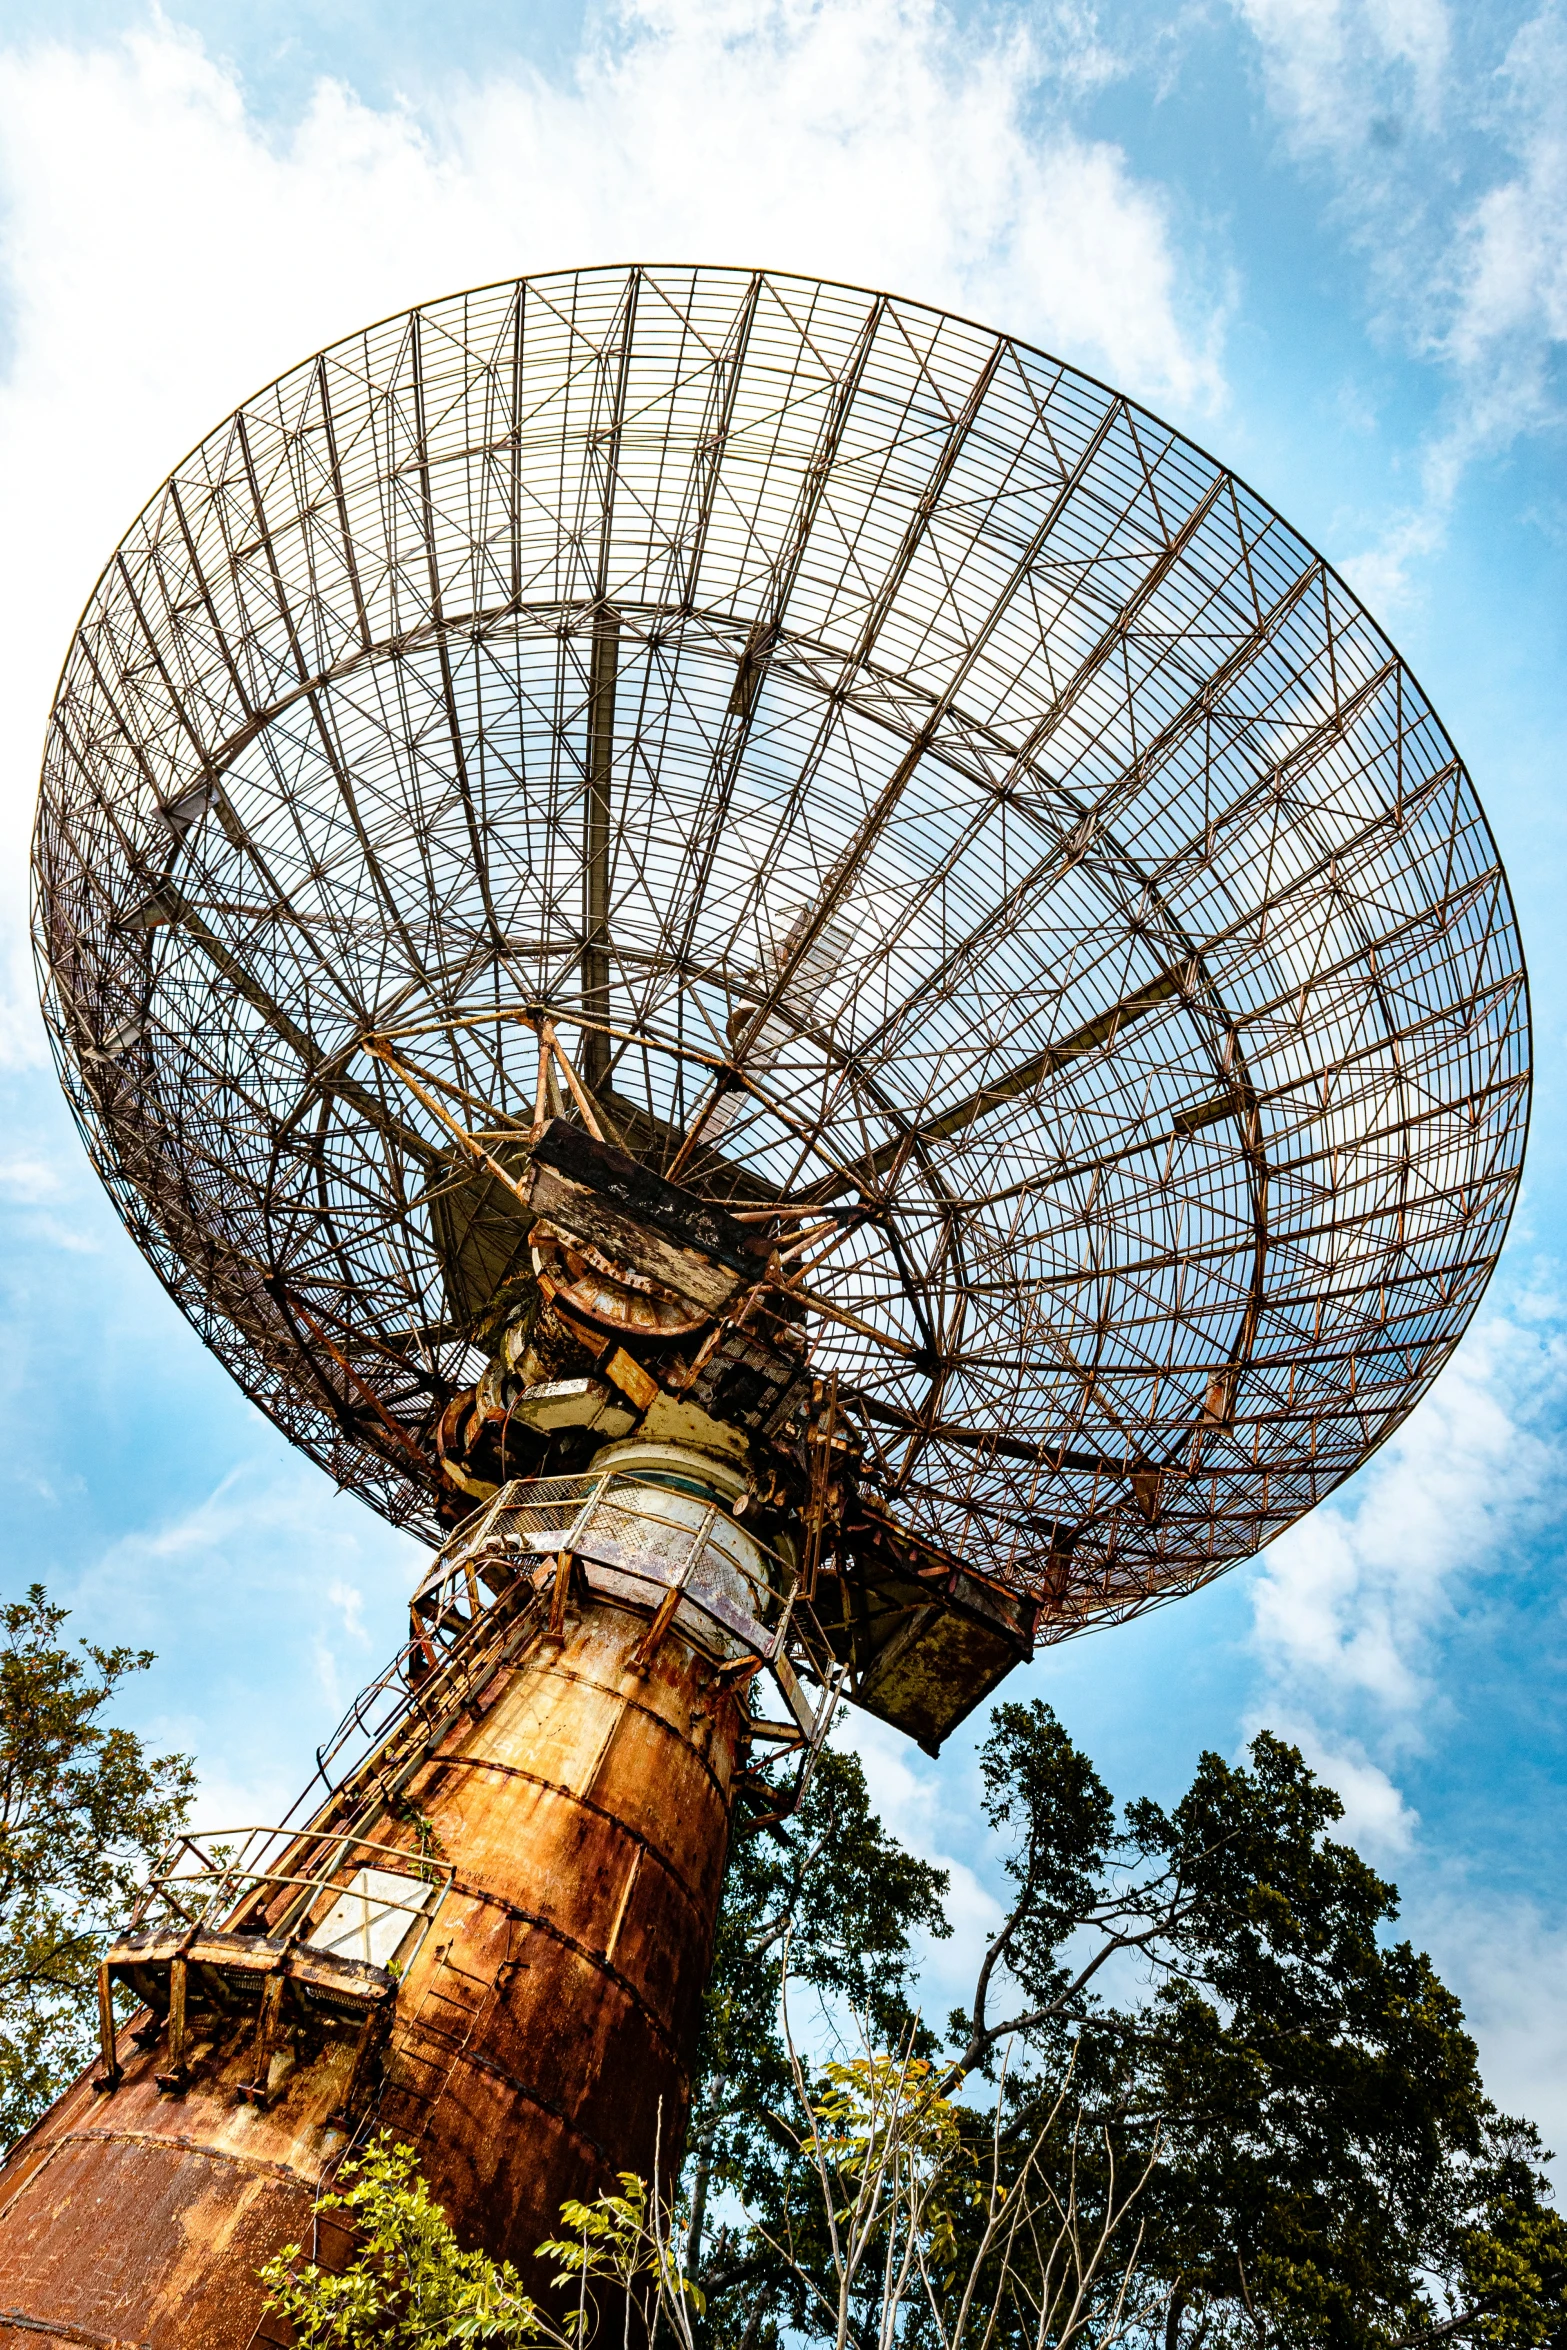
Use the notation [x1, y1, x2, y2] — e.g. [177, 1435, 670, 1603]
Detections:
[0, 0, 1565, 2148]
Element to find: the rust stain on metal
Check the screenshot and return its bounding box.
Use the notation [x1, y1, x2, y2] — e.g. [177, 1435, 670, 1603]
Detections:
[0, 1594, 741, 2346]
[0, 251, 1535, 2350]
[381, 1593, 742, 2266]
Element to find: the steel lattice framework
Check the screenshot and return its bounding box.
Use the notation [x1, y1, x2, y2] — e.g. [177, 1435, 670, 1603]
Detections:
[31, 264, 1529, 1636]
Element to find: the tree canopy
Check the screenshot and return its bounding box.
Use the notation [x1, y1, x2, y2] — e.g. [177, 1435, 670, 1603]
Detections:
[683, 1746, 951, 2298]
[681, 1705, 1567, 2350]
[1, 1573, 1556, 2350]
[0, 1582, 193, 2146]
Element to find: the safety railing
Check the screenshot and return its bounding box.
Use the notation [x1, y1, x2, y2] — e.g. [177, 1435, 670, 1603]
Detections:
[97, 1825, 456, 2107]
[293, 1544, 542, 1823]
[126, 1823, 454, 1968]
[409, 1466, 799, 1666]
[284, 1466, 842, 1848]
[401, 1466, 846, 1827]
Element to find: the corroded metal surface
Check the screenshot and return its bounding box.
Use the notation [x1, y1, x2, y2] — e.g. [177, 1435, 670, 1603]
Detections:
[379, 1587, 742, 2263]
[0, 1591, 740, 2346]
[0, 2008, 351, 2347]
[8, 258, 1532, 2339]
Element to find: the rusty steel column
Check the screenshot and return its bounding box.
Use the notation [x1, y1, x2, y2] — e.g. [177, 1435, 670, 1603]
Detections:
[0, 1504, 748, 2347]
[377, 1581, 743, 2265]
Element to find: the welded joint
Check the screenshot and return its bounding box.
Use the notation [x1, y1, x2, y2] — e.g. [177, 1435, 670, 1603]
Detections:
[236, 1952, 296, 2112]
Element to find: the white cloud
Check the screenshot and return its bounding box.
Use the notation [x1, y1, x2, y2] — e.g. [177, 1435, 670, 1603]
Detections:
[327, 1576, 370, 1647]
[1234, 0, 1451, 156]
[0, 1155, 59, 1203]
[1351, 6, 1567, 598]
[1243, 1300, 1567, 1898]
[61, 1453, 423, 1824]
[17, 1212, 102, 1256]
[839, 1708, 1005, 2012]
[1422, 1889, 1567, 2162]
[1336, 496, 1448, 612]
[1251, 1313, 1562, 1724]
[0, 2, 1223, 1058]
[1233, 0, 1567, 599]
[1444, 7, 1567, 394]
[1258, 1719, 1421, 1854]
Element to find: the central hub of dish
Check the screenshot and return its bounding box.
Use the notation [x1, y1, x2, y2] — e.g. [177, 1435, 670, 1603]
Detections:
[423, 1115, 1033, 1761]
[430, 1116, 809, 1505]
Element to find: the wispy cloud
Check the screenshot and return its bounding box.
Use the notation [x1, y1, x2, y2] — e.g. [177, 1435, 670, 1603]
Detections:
[63, 1455, 423, 1823]
[1232, 1288, 1567, 2159]
[1252, 1317, 1558, 1716]
[1443, 6, 1567, 409]
[0, 1155, 59, 1203]
[1233, 0, 1567, 599]
[1423, 1888, 1567, 2158]
[1247, 1303, 1567, 1852]
[1235, 0, 1452, 160]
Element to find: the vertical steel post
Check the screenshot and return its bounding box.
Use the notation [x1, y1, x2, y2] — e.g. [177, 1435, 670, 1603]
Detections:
[581, 612, 617, 1094]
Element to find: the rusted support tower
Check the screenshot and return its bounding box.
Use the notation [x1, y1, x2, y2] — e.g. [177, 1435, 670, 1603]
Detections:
[0, 1513, 750, 2344]
[2, 266, 1527, 2344]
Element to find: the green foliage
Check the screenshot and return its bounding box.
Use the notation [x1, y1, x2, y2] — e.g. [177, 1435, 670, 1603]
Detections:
[803, 2052, 977, 2281]
[678, 1705, 1567, 2350]
[266, 2143, 704, 2350]
[539, 2170, 704, 2337]
[1117, 1731, 1492, 2342]
[952, 1705, 1567, 2350]
[979, 1698, 1116, 1988]
[808, 2052, 967, 2181]
[1453, 2152, 1567, 2350]
[682, 1743, 949, 2328]
[269, 1706, 1567, 2350]
[0, 1581, 193, 2147]
[262, 2076, 1134, 2350]
[261, 2136, 551, 2347]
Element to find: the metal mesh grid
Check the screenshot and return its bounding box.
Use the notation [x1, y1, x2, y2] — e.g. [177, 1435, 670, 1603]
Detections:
[31, 264, 1528, 1630]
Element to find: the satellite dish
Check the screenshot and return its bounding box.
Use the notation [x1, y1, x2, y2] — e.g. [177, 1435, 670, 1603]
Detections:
[15, 264, 1529, 2346]
[36, 262, 1526, 1657]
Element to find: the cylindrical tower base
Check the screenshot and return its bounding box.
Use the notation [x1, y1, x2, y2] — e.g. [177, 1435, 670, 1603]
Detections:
[381, 1581, 743, 2264]
[0, 1491, 747, 2347]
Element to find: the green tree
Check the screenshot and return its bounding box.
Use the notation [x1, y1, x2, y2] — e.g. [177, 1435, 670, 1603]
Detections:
[268, 1709, 1567, 2350]
[676, 1706, 1567, 2350]
[264, 2071, 1155, 2350]
[0, 1582, 194, 2147]
[268, 2138, 709, 2348]
[946, 1706, 1567, 2350]
[263, 2135, 553, 2347]
[682, 1746, 949, 2330]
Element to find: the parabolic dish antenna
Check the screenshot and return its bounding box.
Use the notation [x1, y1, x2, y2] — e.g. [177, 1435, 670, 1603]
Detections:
[33, 263, 1529, 1637]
